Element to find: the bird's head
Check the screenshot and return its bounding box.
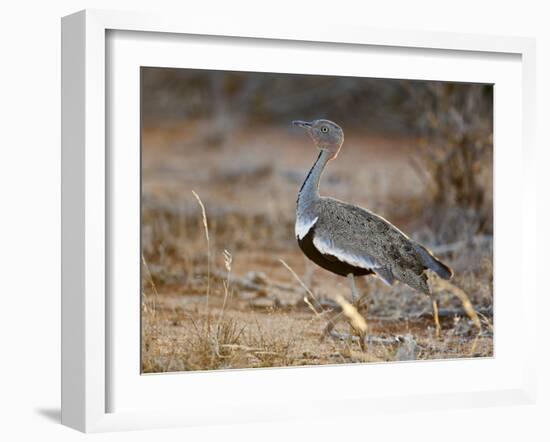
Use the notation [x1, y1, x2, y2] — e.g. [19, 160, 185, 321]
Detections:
[292, 119, 344, 159]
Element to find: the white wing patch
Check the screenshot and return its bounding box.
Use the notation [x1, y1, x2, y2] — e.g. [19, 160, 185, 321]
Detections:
[295, 216, 318, 240]
[312, 235, 395, 286]
[312, 235, 379, 270]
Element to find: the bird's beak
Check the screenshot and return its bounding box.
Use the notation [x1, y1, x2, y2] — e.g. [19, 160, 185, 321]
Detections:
[292, 120, 312, 128]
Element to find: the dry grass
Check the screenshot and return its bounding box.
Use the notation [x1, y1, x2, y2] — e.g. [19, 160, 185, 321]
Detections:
[141, 123, 493, 373]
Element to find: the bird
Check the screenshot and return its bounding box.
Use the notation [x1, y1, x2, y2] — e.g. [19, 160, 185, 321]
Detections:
[292, 119, 453, 341]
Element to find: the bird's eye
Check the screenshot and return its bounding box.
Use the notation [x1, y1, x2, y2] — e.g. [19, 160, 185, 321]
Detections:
[321, 126, 329, 133]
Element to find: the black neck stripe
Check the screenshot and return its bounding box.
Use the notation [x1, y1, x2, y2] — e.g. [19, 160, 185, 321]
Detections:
[298, 151, 323, 196]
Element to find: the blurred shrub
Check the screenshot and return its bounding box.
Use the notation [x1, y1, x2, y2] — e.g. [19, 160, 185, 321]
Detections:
[142, 68, 493, 235]
[402, 82, 493, 236]
[142, 68, 416, 131]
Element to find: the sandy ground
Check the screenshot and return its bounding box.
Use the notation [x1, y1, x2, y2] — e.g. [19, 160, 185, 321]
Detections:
[141, 122, 493, 373]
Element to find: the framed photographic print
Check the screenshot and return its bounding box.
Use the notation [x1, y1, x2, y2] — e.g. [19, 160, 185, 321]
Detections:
[61, 9, 537, 432]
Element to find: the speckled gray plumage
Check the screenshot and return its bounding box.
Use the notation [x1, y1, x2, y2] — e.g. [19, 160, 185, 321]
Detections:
[313, 197, 438, 295]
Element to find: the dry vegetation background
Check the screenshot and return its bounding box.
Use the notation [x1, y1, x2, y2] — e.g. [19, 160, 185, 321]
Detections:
[141, 68, 494, 373]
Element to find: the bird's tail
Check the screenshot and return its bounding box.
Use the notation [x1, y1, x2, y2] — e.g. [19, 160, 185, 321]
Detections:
[415, 243, 453, 280]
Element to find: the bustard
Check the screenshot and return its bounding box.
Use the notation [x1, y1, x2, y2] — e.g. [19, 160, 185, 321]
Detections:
[292, 119, 453, 341]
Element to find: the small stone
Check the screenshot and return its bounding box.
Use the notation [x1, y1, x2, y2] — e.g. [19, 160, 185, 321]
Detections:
[249, 297, 276, 309]
[395, 334, 418, 361]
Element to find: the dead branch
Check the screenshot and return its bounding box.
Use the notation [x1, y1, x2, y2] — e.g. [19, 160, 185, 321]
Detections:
[431, 276, 483, 331]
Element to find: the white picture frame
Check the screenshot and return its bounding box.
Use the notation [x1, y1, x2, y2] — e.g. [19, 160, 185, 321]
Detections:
[61, 9, 537, 433]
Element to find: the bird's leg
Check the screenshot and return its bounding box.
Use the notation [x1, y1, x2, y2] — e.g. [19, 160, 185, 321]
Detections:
[431, 297, 441, 339]
[356, 275, 371, 314]
[357, 276, 371, 350]
[349, 273, 368, 349]
[348, 273, 360, 305]
[323, 275, 370, 346]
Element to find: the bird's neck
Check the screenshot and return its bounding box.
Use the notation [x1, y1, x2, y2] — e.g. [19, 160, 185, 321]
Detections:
[297, 150, 331, 211]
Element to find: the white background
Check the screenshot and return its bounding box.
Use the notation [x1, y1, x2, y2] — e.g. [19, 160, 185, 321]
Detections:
[109, 30, 524, 415]
[0, 0, 548, 441]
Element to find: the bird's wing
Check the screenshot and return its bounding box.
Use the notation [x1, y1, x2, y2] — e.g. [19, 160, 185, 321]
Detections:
[311, 198, 412, 285]
[313, 198, 452, 294]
